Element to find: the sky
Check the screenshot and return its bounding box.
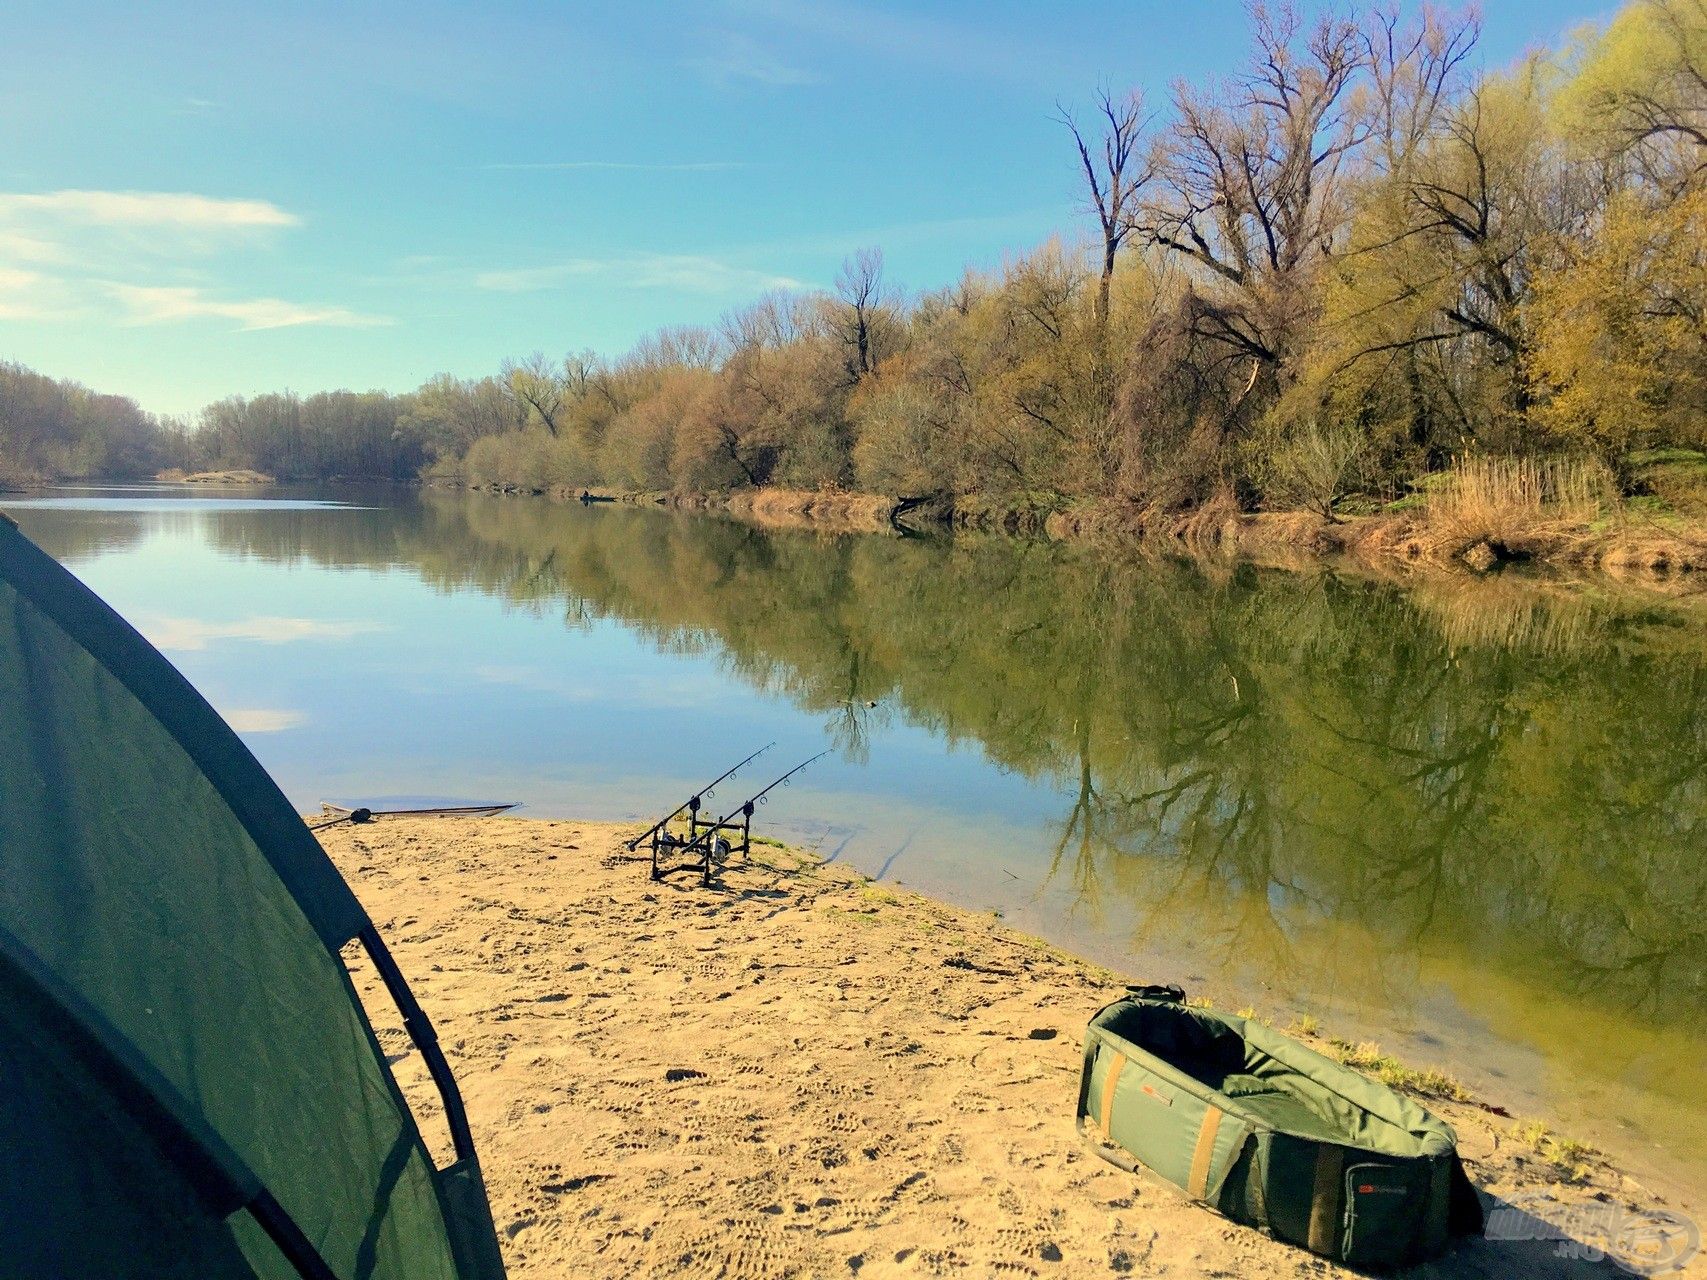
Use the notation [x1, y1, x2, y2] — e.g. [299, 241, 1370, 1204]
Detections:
[0, 0, 1619, 418]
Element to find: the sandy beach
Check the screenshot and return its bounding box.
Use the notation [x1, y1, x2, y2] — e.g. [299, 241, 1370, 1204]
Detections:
[320, 817, 1703, 1279]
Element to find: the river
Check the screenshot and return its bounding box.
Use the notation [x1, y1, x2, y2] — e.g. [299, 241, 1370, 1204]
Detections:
[5, 482, 1703, 1196]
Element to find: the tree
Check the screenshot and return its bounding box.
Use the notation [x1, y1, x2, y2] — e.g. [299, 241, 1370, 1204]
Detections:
[0, 362, 173, 481]
[1132, 3, 1371, 388]
[833, 248, 889, 383]
[1563, 0, 1707, 194]
[405, 375, 521, 461]
[1527, 186, 1707, 457]
[1246, 416, 1367, 518]
[850, 371, 951, 494]
[1058, 89, 1152, 328]
[632, 324, 726, 371]
[501, 352, 567, 437]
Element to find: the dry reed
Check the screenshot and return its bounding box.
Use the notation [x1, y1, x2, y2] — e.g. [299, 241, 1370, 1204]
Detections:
[1423, 455, 1612, 557]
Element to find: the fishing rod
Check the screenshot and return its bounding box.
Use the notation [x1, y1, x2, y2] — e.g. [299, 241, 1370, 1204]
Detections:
[306, 800, 517, 834]
[626, 742, 775, 850]
[656, 751, 831, 886]
[307, 807, 372, 832]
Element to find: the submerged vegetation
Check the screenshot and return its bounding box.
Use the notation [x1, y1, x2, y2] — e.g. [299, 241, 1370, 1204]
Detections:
[3, 0, 1705, 559]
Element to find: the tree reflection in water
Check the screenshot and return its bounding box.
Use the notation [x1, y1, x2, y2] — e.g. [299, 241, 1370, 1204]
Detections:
[23, 485, 1704, 1176]
[168, 489, 1704, 1044]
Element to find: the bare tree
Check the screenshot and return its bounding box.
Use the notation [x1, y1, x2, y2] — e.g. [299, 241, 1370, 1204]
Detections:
[500, 351, 567, 437]
[1057, 88, 1153, 327]
[834, 247, 887, 382]
[634, 324, 727, 371]
[1132, 3, 1370, 383]
[720, 290, 815, 352]
[1362, 2, 1481, 177]
[1130, 4, 1477, 392]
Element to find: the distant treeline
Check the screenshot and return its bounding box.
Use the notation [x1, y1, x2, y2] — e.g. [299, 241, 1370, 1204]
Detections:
[0, 362, 180, 487]
[4, 0, 1704, 515]
[0, 364, 431, 486]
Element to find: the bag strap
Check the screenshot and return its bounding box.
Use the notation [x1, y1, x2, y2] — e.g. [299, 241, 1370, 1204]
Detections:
[1307, 1145, 1348, 1255]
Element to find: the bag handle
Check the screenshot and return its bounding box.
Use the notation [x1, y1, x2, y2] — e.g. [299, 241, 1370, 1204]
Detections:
[1125, 983, 1186, 1003]
[1077, 1112, 1144, 1174]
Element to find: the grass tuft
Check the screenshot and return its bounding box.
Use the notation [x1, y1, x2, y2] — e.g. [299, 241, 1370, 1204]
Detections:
[858, 884, 902, 908]
[1328, 1038, 1470, 1102]
[1508, 1121, 1598, 1182]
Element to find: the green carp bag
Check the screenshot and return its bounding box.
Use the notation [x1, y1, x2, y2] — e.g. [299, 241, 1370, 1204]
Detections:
[1077, 987, 1483, 1269]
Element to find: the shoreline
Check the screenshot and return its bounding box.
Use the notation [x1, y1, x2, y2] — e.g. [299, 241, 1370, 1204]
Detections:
[443, 479, 1707, 593]
[20, 474, 1707, 592]
[321, 815, 1702, 1279]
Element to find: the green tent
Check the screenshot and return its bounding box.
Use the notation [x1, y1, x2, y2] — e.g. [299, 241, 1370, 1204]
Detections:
[0, 514, 507, 1280]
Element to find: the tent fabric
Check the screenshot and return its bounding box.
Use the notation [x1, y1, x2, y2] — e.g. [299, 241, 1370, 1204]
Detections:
[0, 517, 505, 1280]
[0, 941, 263, 1280]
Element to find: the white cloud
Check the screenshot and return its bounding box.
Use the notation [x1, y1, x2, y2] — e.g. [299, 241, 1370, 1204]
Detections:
[475, 253, 802, 295]
[0, 229, 69, 265]
[0, 188, 381, 335]
[474, 663, 725, 709]
[222, 708, 308, 733]
[0, 190, 298, 229]
[0, 265, 77, 320]
[106, 283, 390, 331]
[140, 615, 387, 651]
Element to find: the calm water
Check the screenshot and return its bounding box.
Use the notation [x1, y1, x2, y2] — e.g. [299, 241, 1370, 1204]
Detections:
[6, 483, 1705, 1195]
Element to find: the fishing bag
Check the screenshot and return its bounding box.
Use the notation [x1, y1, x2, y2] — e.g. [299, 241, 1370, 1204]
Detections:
[1077, 987, 1483, 1269]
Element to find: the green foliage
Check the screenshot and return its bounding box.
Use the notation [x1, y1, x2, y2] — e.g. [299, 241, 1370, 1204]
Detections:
[196, 390, 428, 480]
[1244, 418, 1368, 518]
[850, 378, 943, 494]
[1526, 189, 1707, 460]
[6, 0, 1705, 504]
[1632, 449, 1707, 515]
[1508, 1120, 1599, 1181]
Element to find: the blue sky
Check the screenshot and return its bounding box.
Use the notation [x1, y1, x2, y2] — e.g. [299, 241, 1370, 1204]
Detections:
[1, 0, 1617, 417]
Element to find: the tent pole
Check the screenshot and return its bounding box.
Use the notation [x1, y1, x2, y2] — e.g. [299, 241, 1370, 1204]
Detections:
[357, 924, 478, 1163]
[249, 1189, 341, 1280]
[0, 935, 341, 1280]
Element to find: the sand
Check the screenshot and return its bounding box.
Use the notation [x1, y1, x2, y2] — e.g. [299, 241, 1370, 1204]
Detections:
[318, 817, 1703, 1279]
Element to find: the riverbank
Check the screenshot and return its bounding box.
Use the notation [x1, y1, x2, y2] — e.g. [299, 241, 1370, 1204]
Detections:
[448, 478, 1707, 587]
[319, 816, 1700, 1279]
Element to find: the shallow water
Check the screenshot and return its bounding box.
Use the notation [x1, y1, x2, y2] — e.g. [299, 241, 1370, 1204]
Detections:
[6, 483, 1704, 1195]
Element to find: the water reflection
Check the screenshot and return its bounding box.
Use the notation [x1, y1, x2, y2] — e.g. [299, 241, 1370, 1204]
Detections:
[391, 497, 1706, 1031]
[11, 486, 1707, 1184]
